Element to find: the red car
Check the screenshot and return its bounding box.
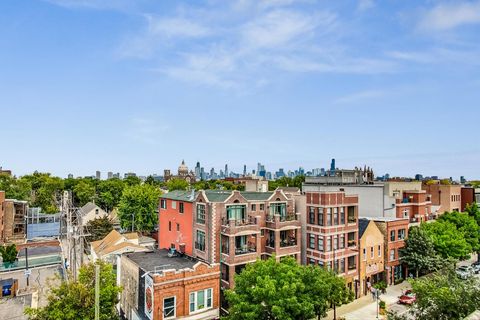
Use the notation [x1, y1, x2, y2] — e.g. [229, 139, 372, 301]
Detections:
[398, 290, 416, 305]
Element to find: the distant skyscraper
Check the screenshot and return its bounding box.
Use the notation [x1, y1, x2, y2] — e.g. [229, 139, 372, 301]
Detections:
[243, 165, 247, 176]
[68, 173, 73, 179]
[225, 164, 228, 178]
[195, 162, 201, 179]
[96, 171, 101, 180]
[415, 174, 423, 181]
[107, 171, 113, 179]
[200, 167, 205, 180]
[330, 159, 336, 175]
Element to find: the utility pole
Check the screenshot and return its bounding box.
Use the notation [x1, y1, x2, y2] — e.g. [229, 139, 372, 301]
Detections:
[95, 264, 100, 320]
[25, 247, 29, 287]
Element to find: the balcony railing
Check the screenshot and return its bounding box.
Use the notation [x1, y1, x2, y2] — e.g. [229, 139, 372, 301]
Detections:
[266, 214, 297, 222]
[280, 238, 297, 247]
[222, 216, 256, 226]
[235, 244, 256, 255]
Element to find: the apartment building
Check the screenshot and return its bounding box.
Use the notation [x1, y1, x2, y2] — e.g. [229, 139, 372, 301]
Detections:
[461, 187, 476, 211]
[423, 183, 462, 213]
[192, 189, 301, 290]
[304, 190, 360, 297]
[158, 190, 197, 255]
[371, 217, 409, 285]
[358, 219, 385, 296]
[395, 190, 434, 223]
[119, 250, 220, 320]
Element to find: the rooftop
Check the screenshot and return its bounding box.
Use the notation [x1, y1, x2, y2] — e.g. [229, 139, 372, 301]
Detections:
[125, 249, 198, 272]
[358, 219, 370, 238]
[364, 216, 409, 222]
[202, 190, 275, 202]
[161, 190, 197, 202]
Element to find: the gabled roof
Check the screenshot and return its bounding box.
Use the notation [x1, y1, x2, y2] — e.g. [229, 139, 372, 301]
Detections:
[162, 190, 197, 202]
[358, 218, 370, 239]
[80, 202, 100, 215]
[201, 190, 275, 202]
[203, 190, 232, 202]
[91, 230, 148, 258]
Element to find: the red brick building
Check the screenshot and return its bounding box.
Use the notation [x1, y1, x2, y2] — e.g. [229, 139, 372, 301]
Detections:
[305, 191, 360, 297]
[120, 250, 220, 320]
[371, 217, 409, 285]
[461, 187, 476, 212]
[423, 183, 462, 213]
[395, 190, 433, 223]
[158, 191, 197, 256]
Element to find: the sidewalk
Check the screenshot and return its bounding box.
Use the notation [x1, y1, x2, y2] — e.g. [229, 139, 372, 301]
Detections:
[323, 281, 411, 320]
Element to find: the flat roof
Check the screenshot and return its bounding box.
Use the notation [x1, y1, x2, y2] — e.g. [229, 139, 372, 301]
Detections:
[125, 249, 198, 272]
[363, 216, 409, 222]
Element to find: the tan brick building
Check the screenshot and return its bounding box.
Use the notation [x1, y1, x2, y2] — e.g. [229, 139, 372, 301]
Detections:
[0, 195, 28, 244]
[423, 183, 461, 213]
[119, 250, 220, 320]
[358, 219, 385, 296]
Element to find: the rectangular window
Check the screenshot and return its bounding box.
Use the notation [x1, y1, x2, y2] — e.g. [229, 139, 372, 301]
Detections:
[179, 202, 184, 213]
[318, 236, 324, 252]
[363, 248, 366, 261]
[333, 207, 338, 225]
[176, 223, 180, 231]
[309, 258, 316, 265]
[172, 201, 177, 209]
[398, 229, 406, 240]
[390, 230, 395, 241]
[160, 199, 167, 209]
[327, 208, 332, 226]
[378, 245, 381, 257]
[370, 247, 374, 258]
[326, 237, 332, 252]
[333, 236, 338, 250]
[227, 205, 246, 221]
[340, 207, 345, 225]
[251, 204, 256, 211]
[260, 204, 265, 210]
[339, 258, 345, 273]
[168, 221, 171, 231]
[189, 288, 213, 313]
[339, 235, 345, 249]
[164, 297, 176, 319]
[318, 208, 324, 226]
[309, 207, 315, 224]
[390, 249, 395, 261]
[196, 204, 206, 224]
[195, 230, 206, 251]
[309, 234, 315, 249]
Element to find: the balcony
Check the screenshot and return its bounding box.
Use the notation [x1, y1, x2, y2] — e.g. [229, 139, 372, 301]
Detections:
[221, 216, 260, 235]
[235, 243, 257, 255]
[265, 213, 300, 230]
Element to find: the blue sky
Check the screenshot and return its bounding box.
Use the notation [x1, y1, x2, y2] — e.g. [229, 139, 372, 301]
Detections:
[1, 0, 479, 179]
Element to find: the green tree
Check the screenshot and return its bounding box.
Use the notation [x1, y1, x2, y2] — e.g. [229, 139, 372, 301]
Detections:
[0, 174, 31, 200]
[438, 211, 480, 254]
[73, 180, 96, 207]
[85, 216, 113, 242]
[118, 184, 161, 233]
[166, 178, 189, 191]
[399, 227, 445, 277]
[225, 256, 352, 320]
[26, 260, 121, 320]
[22, 173, 64, 213]
[422, 221, 471, 260]
[225, 257, 314, 320]
[465, 203, 480, 262]
[405, 268, 480, 320]
[0, 244, 18, 267]
[96, 178, 125, 212]
[123, 175, 142, 186]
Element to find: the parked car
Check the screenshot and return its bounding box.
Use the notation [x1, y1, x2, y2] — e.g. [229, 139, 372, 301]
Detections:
[456, 266, 474, 279]
[398, 290, 416, 305]
[472, 262, 480, 274]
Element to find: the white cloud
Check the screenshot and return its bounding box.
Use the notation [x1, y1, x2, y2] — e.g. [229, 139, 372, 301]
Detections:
[334, 90, 386, 104]
[358, 0, 374, 11]
[147, 16, 211, 39]
[419, 1, 480, 31]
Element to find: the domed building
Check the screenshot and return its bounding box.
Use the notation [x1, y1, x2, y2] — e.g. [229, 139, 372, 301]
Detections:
[164, 160, 196, 183]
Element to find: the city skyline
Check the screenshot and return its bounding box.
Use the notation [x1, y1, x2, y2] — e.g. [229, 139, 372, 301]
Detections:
[1, 1, 480, 178]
